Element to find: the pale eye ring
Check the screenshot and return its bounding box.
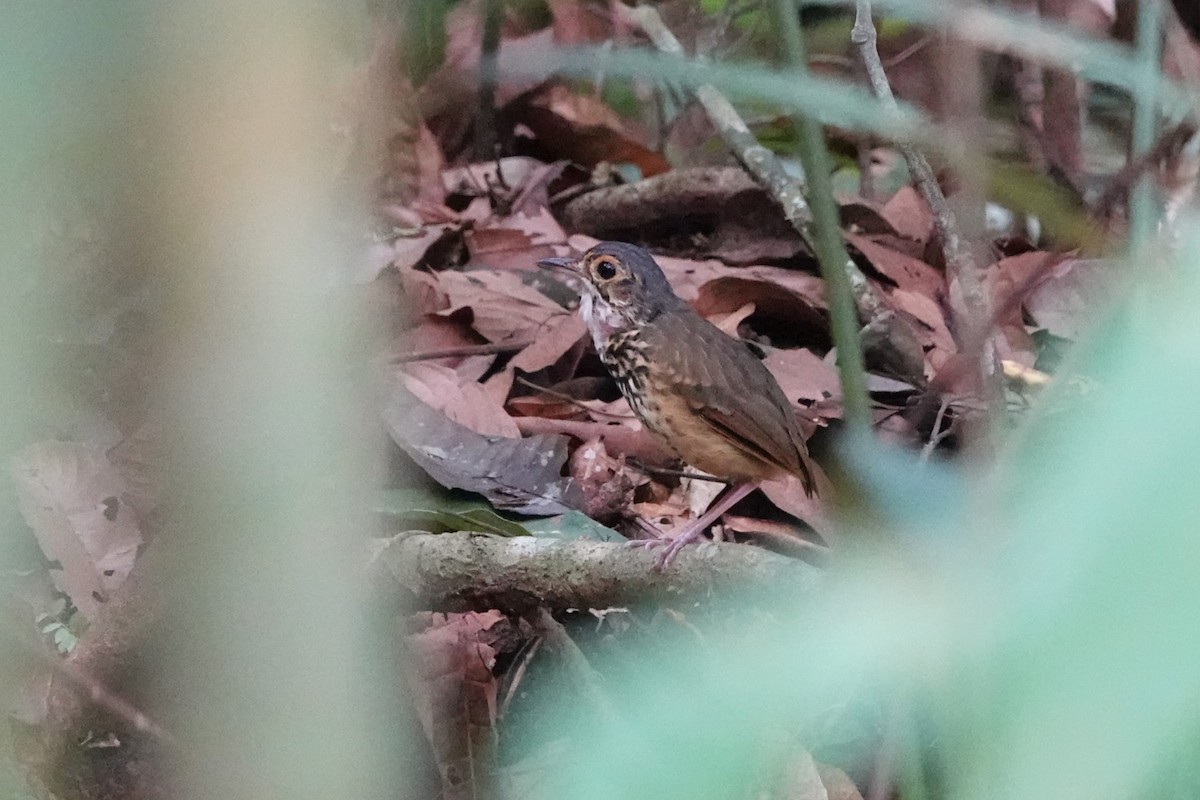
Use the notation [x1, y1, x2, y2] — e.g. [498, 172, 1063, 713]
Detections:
[594, 259, 618, 280]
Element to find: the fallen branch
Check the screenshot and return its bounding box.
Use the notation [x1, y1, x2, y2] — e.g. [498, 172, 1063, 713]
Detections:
[369, 531, 824, 614]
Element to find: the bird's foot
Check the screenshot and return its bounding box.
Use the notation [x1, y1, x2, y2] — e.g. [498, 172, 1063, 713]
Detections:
[628, 482, 759, 570]
[628, 527, 707, 571]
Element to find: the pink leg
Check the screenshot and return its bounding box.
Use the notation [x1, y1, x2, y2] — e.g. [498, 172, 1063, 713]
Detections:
[631, 482, 758, 569]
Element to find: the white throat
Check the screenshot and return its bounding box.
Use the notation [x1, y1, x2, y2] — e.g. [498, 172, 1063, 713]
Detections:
[579, 289, 625, 351]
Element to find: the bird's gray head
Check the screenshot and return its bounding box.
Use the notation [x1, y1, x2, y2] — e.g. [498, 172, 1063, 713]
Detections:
[538, 242, 682, 339]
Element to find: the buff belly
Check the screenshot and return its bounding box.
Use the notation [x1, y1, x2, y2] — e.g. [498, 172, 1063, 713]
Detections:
[600, 333, 777, 483]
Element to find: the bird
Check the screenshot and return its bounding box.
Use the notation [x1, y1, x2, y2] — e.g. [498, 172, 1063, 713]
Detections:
[539, 241, 816, 566]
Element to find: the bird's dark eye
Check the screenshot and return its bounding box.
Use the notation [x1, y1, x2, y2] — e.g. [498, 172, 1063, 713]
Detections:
[594, 259, 618, 280]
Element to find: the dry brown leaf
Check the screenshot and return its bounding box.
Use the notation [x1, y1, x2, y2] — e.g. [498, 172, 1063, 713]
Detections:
[568, 438, 637, 523]
[435, 269, 568, 342]
[708, 301, 757, 336]
[655, 253, 828, 311]
[386, 386, 581, 514]
[402, 362, 522, 439]
[762, 348, 842, 406]
[407, 610, 504, 800]
[519, 86, 671, 177]
[484, 313, 586, 403]
[465, 208, 568, 271]
[402, 316, 485, 356]
[847, 233, 944, 301]
[11, 441, 143, 617]
[1025, 258, 1113, 341]
[880, 185, 934, 243]
[693, 277, 827, 347]
[375, 224, 456, 280]
[513, 416, 675, 468]
[887, 288, 956, 372]
[986, 250, 1059, 305]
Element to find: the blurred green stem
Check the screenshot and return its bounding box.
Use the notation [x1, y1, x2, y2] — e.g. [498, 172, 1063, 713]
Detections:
[772, 0, 870, 433]
[1129, 0, 1163, 251]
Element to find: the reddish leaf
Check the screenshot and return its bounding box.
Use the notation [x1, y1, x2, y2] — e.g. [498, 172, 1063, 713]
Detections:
[693, 278, 828, 346]
[485, 313, 586, 403]
[403, 316, 486, 356]
[568, 438, 637, 524]
[880, 185, 934, 243]
[435, 269, 569, 343]
[887, 288, 956, 373]
[516, 99, 672, 176]
[407, 610, 504, 800]
[402, 363, 522, 439]
[847, 232, 944, 301]
[371, 224, 457, 282]
[762, 348, 842, 406]
[465, 207, 568, 271]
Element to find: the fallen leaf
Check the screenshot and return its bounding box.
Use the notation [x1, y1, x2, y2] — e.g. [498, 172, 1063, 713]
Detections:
[436, 269, 569, 343]
[484, 312, 586, 402]
[847, 233, 944, 301]
[366, 224, 455, 282]
[11, 441, 143, 617]
[762, 348, 842, 405]
[401, 362, 522, 438]
[518, 87, 671, 177]
[407, 610, 503, 800]
[377, 488, 533, 537]
[401, 315, 485, 357]
[886, 288, 957, 372]
[385, 385, 582, 515]
[568, 438, 636, 524]
[880, 185, 933, 242]
[1025, 258, 1114, 340]
[693, 277, 828, 348]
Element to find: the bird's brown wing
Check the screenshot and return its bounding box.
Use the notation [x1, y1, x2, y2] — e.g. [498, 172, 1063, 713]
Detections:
[647, 310, 816, 495]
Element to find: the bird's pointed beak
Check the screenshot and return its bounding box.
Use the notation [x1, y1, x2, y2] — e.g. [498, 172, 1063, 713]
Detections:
[537, 255, 580, 273]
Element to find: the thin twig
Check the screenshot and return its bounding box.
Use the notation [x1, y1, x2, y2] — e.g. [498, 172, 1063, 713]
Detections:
[514, 375, 634, 421]
[625, 457, 730, 483]
[884, 35, 931, 68]
[850, 2, 983, 325]
[4, 625, 178, 746]
[390, 339, 531, 363]
[498, 635, 542, 720]
[919, 395, 954, 463]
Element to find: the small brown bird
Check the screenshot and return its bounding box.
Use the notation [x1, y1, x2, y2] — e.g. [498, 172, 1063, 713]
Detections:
[539, 241, 815, 565]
